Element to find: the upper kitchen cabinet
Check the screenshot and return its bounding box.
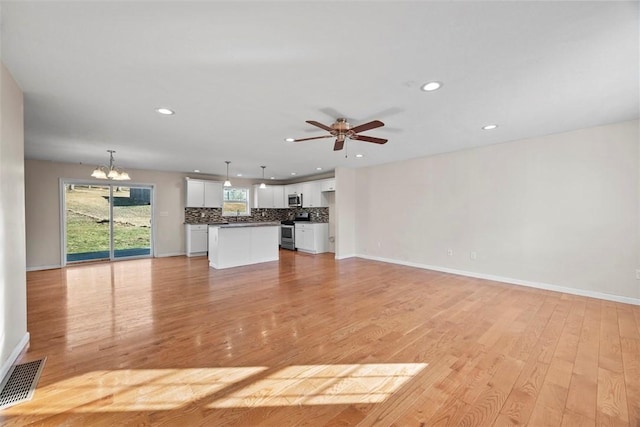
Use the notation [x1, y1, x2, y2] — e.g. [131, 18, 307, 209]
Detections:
[301, 181, 327, 208]
[320, 178, 336, 192]
[253, 185, 286, 209]
[272, 185, 285, 208]
[186, 179, 223, 208]
[284, 183, 301, 196]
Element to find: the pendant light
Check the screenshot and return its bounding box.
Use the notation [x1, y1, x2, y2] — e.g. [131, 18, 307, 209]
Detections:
[91, 150, 131, 181]
[223, 161, 232, 187]
[259, 166, 267, 189]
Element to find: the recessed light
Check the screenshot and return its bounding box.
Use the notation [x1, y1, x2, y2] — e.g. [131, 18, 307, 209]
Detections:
[420, 81, 442, 92]
[270, 177, 275, 180]
[194, 169, 200, 173]
[482, 124, 498, 130]
[155, 108, 175, 115]
[236, 173, 243, 177]
[355, 154, 364, 158]
[316, 167, 322, 171]
[291, 172, 297, 176]
[284, 138, 295, 142]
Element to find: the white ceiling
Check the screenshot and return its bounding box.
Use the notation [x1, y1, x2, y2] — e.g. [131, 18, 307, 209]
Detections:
[1, 1, 638, 180]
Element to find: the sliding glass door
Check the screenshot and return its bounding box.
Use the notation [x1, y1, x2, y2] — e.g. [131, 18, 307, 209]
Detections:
[63, 182, 153, 264]
[65, 184, 111, 262]
[112, 186, 152, 259]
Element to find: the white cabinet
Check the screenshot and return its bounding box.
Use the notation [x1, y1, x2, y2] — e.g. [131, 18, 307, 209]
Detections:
[186, 224, 208, 256]
[301, 181, 322, 207]
[272, 185, 285, 208]
[253, 185, 286, 208]
[185, 179, 222, 208]
[209, 225, 279, 269]
[295, 223, 329, 254]
[320, 179, 336, 192]
[300, 180, 330, 208]
[280, 178, 335, 208]
[253, 185, 272, 208]
[285, 183, 301, 195]
[186, 180, 204, 207]
[204, 181, 223, 207]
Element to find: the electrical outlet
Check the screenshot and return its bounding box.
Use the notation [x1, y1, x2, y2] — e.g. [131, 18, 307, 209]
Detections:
[470, 251, 477, 260]
[447, 249, 453, 256]
[200, 212, 205, 218]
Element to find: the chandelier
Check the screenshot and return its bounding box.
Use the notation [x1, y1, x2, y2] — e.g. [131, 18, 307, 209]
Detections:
[91, 150, 131, 180]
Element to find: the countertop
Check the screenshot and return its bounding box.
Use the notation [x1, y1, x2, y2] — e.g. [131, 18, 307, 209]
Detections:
[213, 222, 281, 228]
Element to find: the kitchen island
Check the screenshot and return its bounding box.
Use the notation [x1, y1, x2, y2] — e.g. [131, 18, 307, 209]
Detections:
[208, 222, 280, 269]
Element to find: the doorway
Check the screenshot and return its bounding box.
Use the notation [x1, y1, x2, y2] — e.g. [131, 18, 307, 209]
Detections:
[62, 182, 154, 264]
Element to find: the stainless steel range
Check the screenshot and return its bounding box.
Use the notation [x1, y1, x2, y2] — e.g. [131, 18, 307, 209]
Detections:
[280, 212, 310, 250]
[280, 221, 295, 250]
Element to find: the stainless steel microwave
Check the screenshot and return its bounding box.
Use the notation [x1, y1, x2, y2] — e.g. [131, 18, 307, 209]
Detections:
[288, 193, 302, 207]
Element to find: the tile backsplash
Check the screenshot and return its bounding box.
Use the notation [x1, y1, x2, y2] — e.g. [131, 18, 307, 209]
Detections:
[184, 207, 329, 224]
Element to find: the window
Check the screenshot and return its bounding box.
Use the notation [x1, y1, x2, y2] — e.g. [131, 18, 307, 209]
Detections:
[223, 187, 250, 216]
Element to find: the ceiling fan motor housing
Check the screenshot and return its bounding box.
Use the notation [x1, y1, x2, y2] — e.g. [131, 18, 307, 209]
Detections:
[332, 118, 351, 132]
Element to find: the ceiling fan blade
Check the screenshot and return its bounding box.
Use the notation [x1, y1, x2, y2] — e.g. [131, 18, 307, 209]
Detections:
[350, 120, 385, 134]
[292, 135, 334, 142]
[306, 120, 334, 132]
[333, 138, 345, 151]
[350, 134, 388, 144]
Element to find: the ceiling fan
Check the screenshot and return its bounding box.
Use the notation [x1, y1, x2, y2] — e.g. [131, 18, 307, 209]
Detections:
[291, 118, 388, 151]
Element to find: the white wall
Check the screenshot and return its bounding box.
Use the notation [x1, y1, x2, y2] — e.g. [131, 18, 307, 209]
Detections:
[25, 161, 187, 269]
[326, 191, 336, 253]
[0, 62, 29, 378]
[335, 167, 356, 259]
[353, 120, 639, 302]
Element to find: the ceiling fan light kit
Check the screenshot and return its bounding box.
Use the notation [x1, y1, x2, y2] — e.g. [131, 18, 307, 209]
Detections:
[290, 117, 388, 151]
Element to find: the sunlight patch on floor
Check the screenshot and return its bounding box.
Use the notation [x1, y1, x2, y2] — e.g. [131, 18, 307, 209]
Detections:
[1, 363, 427, 414]
[208, 363, 428, 408]
[1, 367, 266, 414]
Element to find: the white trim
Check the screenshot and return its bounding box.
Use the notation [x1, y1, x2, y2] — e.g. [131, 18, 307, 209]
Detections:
[59, 178, 66, 267]
[357, 254, 640, 306]
[155, 252, 186, 258]
[186, 252, 207, 257]
[0, 333, 30, 384]
[335, 253, 357, 260]
[26, 264, 61, 272]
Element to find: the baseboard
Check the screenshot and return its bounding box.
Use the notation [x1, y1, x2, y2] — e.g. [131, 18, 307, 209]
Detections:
[155, 252, 186, 258]
[335, 253, 357, 260]
[0, 332, 30, 384]
[357, 254, 640, 306]
[186, 252, 207, 257]
[26, 264, 61, 272]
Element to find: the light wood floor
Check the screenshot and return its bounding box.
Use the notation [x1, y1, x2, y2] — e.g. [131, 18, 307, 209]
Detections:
[3, 251, 639, 426]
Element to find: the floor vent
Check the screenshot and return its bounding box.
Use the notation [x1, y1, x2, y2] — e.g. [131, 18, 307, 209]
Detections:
[0, 358, 46, 410]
